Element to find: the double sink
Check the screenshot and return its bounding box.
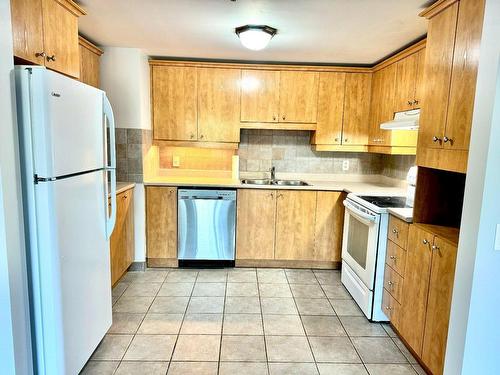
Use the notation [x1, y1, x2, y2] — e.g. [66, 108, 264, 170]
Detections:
[241, 179, 310, 186]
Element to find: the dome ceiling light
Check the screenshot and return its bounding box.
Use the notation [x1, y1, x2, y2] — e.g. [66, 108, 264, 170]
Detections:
[235, 25, 277, 51]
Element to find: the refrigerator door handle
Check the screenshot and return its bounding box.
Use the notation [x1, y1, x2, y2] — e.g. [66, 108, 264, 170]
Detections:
[103, 94, 117, 238]
[103, 94, 116, 169]
[105, 168, 116, 239]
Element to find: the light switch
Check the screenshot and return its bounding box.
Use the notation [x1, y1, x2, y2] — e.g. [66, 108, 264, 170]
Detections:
[495, 224, 500, 251]
[173, 155, 181, 168]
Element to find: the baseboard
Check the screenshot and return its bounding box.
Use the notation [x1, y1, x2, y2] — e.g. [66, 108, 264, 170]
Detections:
[147, 258, 179, 268]
[128, 261, 146, 271]
[235, 259, 341, 269]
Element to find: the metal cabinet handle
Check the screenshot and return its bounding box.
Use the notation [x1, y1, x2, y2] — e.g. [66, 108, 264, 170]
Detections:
[269, 192, 274, 198]
[273, 116, 276, 121]
[35, 51, 46, 58]
[277, 193, 283, 198]
[390, 255, 396, 260]
[387, 281, 394, 286]
[334, 138, 339, 142]
[200, 134, 204, 139]
[385, 306, 392, 311]
[282, 115, 286, 120]
[123, 194, 127, 199]
[432, 136, 441, 143]
[407, 100, 412, 105]
[422, 239, 429, 244]
[413, 99, 419, 105]
[190, 133, 195, 139]
[344, 138, 348, 142]
[432, 245, 440, 251]
[46, 55, 56, 62]
[443, 136, 450, 143]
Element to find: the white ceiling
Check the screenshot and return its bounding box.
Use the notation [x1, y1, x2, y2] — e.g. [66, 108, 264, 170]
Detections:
[78, 0, 431, 65]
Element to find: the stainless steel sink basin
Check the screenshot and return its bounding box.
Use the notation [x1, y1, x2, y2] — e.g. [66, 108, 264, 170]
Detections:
[241, 179, 310, 186]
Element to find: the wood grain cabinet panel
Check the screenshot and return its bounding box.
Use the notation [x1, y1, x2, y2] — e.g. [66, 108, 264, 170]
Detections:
[422, 237, 458, 375]
[78, 36, 102, 88]
[383, 288, 402, 330]
[236, 189, 277, 260]
[146, 187, 178, 264]
[275, 191, 317, 260]
[394, 51, 421, 112]
[387, 215, 409, 249]
[240, 70, 280, 123]
[369, 64, 397, 146]
[314, 191, 345, 262]
[10, 0, 45, 65]
[383, 265, 404, 302]
[313, 72, 346, 145]
[152, 66, 198, 141]
[414, 48, 426, 108]
[343, 73, 372, 146]
[197, 67, 241, 142]
[279, 71, 319, 123]
[386, 240, 407, 277]
[399, 225, 433, 356]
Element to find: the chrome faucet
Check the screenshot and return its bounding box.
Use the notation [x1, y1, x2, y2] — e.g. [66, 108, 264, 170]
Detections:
[270, 166, 276, 180]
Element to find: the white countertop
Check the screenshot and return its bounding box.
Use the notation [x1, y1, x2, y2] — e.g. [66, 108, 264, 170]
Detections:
[115, 182, 135, 195]
[388, 207, 413, 222]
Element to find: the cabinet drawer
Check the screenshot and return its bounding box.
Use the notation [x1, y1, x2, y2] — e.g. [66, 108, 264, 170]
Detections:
[384, 264, 404, 303]
[383, 288, 402, 329]
[388, 215, 409, 248]
[386, 240, 407, 276]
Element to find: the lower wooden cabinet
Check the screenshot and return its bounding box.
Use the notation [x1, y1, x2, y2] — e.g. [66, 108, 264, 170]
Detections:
[146, 186, 178, 267]
[110, 188, 134, 286]
[314, 191, 345, 262]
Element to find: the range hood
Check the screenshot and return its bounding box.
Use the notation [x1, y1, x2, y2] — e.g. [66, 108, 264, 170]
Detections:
[380, 109, 420, 130]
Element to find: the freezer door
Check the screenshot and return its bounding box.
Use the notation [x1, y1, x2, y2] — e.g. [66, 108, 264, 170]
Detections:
[30, 170, 111, 374]
[26, 67, 106, 177]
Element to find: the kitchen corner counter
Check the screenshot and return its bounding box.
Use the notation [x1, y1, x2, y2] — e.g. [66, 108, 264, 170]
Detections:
[388, 207, 413, 223]
[116, 182, 136, 195]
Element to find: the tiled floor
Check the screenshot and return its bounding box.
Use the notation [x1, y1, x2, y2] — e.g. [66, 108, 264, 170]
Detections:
[81, 268, 426, 375]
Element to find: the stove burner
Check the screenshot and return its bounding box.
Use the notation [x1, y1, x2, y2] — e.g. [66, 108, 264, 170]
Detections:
[358, 195, 408, 208]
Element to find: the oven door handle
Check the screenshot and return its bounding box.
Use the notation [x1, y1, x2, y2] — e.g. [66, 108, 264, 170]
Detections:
[343, 200, 379, 224]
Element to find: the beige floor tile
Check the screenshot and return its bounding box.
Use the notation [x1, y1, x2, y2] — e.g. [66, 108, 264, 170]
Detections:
[134, 270, 168, 283]
[259, 283, 292, 298]
[108, 312, 144, 334]
[269, 362, 319, 375]
[172, 335, 221, 361]
[227, 270, 258, 283]
[157, 282, 194, 297]
[149, 296, 189, 314]
[365, 364, 417, 375]
[123, 334, 176, 361]
[261, 298, 298, 314]
[91, 334, 133, 360]
[167, 361, 218, 375]
[266, 336, 314, 362]
[115, 361, 169, 375]
[301, 316, 346, 336]
[317, 363, 368, 375]
[295, 298, 335, 315]
[119, 272, 142, 283]
[290, 284, 326, 298]
[121, 282, 162, 297]
[411, 364, 427, 375]
[382, 324, 398, 337]
[225, 296, 261, 314]
[313, 271, 341, 285]
[285, 269, 319, 285]
[180, 313, 223, 334]
[226, 282, 259, 296]
[223, 313, 264, 335]
[220, 335, 267, 361]
[113, 296, 154, 313]
[80, 360, 119, 374]
[392, 337, 418, 364]
[187, 296, 225, 314]
[309, 337, 361, 363]
[339, 316, 387, 337]
[197, 270, 228, 282]
[192, 282, 226, 297]
[112, 282, 129, 297]
[321, 284, 352, 299]
[137, 313, 183, 334]
[329, 299, 364, 316]
[165, 270, 198, 282]
[257, 269, 288, 284]
[351, 337, 407, 364]
[263, 314, 305, 335]
[219, 362, 268, 375]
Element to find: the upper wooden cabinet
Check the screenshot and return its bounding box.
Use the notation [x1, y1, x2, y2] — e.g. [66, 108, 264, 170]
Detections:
[240, 70, 280, 123]
[394, 48, 425, 112]
[11, 0, 85, 78]
[197, 67, 241, 143]
[78, 36, 103, 88]
[343, 73, 372, 146]
[417, 0, 485, 173]
[152, 66, 198, 141]
[279, 71, 319, 123]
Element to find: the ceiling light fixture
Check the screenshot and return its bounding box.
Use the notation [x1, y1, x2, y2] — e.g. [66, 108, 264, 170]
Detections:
[235, 25, 277, 51]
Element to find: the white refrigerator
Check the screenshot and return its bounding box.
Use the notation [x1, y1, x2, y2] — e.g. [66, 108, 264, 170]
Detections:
[15, 66, 117, 375]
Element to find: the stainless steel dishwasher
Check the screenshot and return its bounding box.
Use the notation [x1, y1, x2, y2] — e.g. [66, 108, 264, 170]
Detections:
[178, 189, 236, 266]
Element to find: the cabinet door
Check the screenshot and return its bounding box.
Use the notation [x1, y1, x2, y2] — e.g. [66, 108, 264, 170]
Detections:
[314, 72, 346, 145]
[394, 52, 420, 112]
[414, 48, 426, 108]
[399, 225, 433, 356]
[275, 191, 316, 260]
[79, 39, 101, 88]
[146, 187, 177, 261]
[123, 190, 135, 273]
[418, 2, 459, 149]
[236, 189, 276, 260]
[41, 0, 81, 78]
[369, 64, 396, 145]
[152, 66, 198, 141]
[198, 67, 241, 142]
[240, 70, 280, 123]
[110, 191, 132, 286]
[279, 71, 319, 123]
[10, 0, 45, 65]
[314, 191, 344, 262]
[445, 0, 486, 151]
[343, 73, 372, 145]
[422, 238, 458, 375]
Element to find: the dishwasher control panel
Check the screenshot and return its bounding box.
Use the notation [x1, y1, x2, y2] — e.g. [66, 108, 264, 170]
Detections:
[178, 189, 236, 200]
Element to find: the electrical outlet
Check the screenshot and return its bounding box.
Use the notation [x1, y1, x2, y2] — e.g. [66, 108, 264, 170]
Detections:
[342, 160, 349, 171]
[173, 155, 181, 168]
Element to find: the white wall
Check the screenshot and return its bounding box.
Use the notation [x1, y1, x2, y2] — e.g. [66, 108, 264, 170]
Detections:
[445, 0, 500, 373]
[0, 1, 33, 373]
[100, 47, 151, 262]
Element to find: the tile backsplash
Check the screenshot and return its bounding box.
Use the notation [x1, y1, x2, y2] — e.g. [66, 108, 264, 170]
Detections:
[115, 128, 152, 182]
[238, 129, 415, 179]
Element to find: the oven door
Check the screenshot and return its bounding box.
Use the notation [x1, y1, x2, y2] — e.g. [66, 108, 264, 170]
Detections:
[341, 199, 380, 289]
